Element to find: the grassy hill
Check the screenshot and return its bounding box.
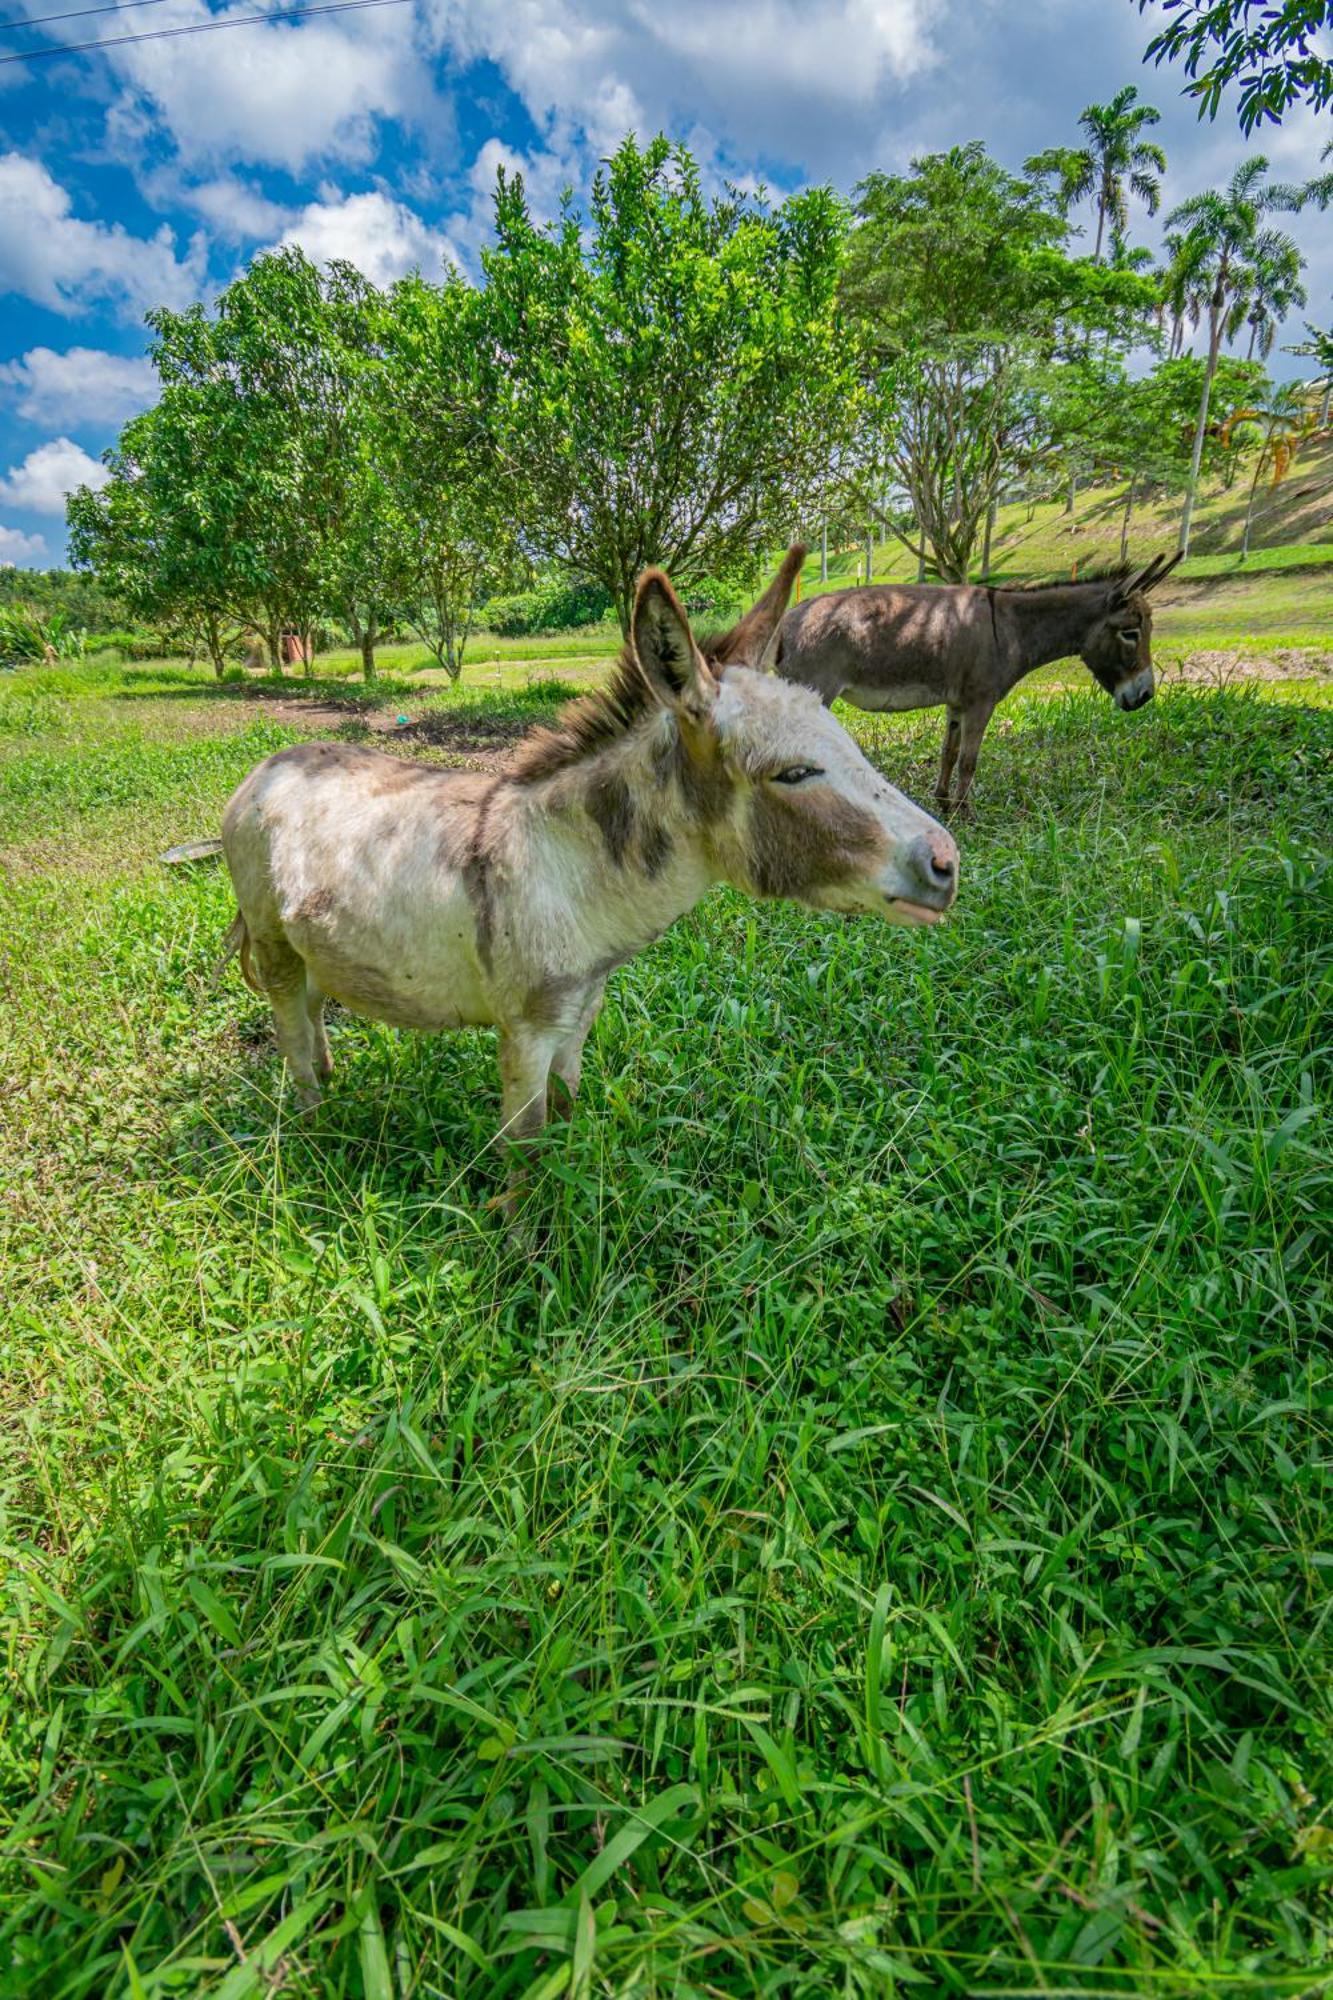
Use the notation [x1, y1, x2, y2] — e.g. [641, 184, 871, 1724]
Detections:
[785, 436, 1333, 658]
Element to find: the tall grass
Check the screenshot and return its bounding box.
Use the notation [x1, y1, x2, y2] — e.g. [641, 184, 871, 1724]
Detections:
[1, 672, 1331, 1997]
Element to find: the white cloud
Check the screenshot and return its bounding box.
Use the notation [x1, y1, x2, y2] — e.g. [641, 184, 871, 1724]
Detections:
[0, 439, 110, 514]
[0, 153, 206, 319]
[423, 0, 938, 169]
[147, 171, 294, 245]
[0, 525, 48, 564]
[89, 0, 426, 175]
[0, 348, 156, 430]
[277, 189, 461, 286]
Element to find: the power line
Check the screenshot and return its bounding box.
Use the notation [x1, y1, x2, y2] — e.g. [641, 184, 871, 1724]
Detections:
[5, 1, 168, 30]
[0, 0, 413, 64]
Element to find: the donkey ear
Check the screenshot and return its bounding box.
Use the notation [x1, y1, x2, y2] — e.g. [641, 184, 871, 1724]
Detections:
[710, 544, 808, 670]
[1141, 548, 1184, 594]
[632, 570, 716, 715]
[1112, 549, 1183, 603]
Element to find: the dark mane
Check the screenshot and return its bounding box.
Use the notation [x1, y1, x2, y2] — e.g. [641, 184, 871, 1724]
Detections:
[508, 648, 659, 785]
[996, 565, 1130, 596]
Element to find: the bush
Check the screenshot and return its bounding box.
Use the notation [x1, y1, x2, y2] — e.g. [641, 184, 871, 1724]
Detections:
[481, 577, 613, 635]
[85, 629, 178, 661]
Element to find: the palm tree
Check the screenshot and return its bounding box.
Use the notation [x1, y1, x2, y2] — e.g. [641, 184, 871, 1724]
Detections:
[1024, 86, 1165, 260]
[1166, 157, 1307, 555]
[1158, 228, 1208, 359]
[1284, 322, 1333, 428]
[1225, 384, 1318, 555]
[1242, 231, 1308, 359]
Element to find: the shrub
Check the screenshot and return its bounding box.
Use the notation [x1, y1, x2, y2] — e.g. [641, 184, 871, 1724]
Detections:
[481, 577, 613, 636]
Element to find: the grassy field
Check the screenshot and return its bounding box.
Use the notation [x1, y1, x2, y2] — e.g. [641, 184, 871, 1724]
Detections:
[2, 636, 1332, 1998]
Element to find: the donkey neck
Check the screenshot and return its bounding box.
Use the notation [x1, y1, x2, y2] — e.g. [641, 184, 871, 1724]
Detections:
[519, 714, 725, 960]
[995, 584, 1107, 685]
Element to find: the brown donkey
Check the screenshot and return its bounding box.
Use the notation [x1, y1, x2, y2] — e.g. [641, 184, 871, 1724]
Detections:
[773, 552, 1183, 809]
[220, 550, 959, 1220]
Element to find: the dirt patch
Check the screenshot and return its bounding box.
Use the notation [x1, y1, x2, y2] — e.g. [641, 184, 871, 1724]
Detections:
[1161, 647, 1333, 686]
[239, 693, 530, 771]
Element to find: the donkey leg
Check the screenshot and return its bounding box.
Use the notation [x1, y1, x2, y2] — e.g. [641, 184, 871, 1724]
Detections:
[497, 1024, 563, 1237]
[935, 707, 963, 804]
[547, 983, 606, 1120]
[306, 981, 333, 1083]
[952, 702, 996, 812]
[252, 937, 321, 1111]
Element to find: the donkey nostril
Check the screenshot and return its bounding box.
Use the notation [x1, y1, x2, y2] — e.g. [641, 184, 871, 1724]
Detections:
[908, 834, 958, 900]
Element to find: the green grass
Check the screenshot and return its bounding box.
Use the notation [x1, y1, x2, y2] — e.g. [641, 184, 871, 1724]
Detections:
[2, 656, 1332, 1998]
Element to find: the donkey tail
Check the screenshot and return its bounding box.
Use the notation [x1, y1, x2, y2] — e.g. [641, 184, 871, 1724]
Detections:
[216, 909, 263, 994]
[160, 836, 224, 866]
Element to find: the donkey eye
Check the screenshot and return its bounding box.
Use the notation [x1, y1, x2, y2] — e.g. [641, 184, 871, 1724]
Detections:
[771, 764, 823, 785]
[1119, 629, 1140, 645]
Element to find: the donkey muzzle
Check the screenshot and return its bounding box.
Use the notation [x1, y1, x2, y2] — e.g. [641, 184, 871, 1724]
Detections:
[1115, 668, 1154, 712]
[884, 827, 959, 924]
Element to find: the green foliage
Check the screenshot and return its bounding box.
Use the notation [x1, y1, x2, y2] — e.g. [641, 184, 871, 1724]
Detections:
[0, 604, 87, 667]
[1139, 0, 1333, 132]
[1026, 84, 1166, 262]
[481, 134, 859, 632]
[0, 566, 125, 633]
[843, 142, 1160, 580]
[1, 663, 1331, 1996]
[377, 273, 522, 678]
[482, 576, 614, 636]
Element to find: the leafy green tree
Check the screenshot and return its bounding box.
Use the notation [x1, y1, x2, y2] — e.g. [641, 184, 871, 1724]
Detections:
[479, 134, 858, 635]
[377, 273, 520, 678]
[205, 250, 405, 682]
[67, 402, 245, 677]
[1138, 0, 1333, 133]
[144, 294, 319, 675]
[1027, 85, 1166, 261]
[1042, 352, 1263, 557]
[843, 143, 1156, 580]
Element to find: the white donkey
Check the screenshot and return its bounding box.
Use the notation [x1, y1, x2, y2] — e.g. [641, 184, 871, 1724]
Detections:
[220, 550, 959, 1217]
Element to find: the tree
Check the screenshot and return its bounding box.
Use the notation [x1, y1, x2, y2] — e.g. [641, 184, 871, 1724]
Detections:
[1138, 0, 1333, 132]
[479, 134, 859, 635]
[1242, 230, 1307, 357]
[377, 273, 521, 678]
[1164, 157, 1306, 553]
[1284, 321, 1333, 426]
[1027, 85, 1166, 262]
[843, 143, 1157, 581]
[145, 293, 321, 675]
[67, 401, 246, 677]
[1226, 380, 1317, 553]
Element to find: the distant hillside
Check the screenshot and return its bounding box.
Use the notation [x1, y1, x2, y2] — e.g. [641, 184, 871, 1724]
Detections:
[802, 434, 1333, 595]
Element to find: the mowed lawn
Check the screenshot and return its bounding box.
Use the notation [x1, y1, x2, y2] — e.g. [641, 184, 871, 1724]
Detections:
[2, 645, 1332, 1998]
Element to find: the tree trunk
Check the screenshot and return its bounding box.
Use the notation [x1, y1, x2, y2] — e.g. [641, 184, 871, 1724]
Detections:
[205, 609, 226, 679]
[864, 529, 873, 587]
[916, 548, 926, 583]
[820, 522, 828, 584]
[1320, 379, 1331, 428]
[981, 492, 997, 578]
[1119, 479, 1135, 567]
[360, 628, 377, 683]
[1241, 439, 1266, 557]
[1180, 300, 1223, 559]
[265, 620, 284, 676]
[1065, 466, 1078, 517]
[1093, 197, 1106, 264]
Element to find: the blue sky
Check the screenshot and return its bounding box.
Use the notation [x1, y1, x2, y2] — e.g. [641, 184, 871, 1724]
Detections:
[1, 0, 1330, 566]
